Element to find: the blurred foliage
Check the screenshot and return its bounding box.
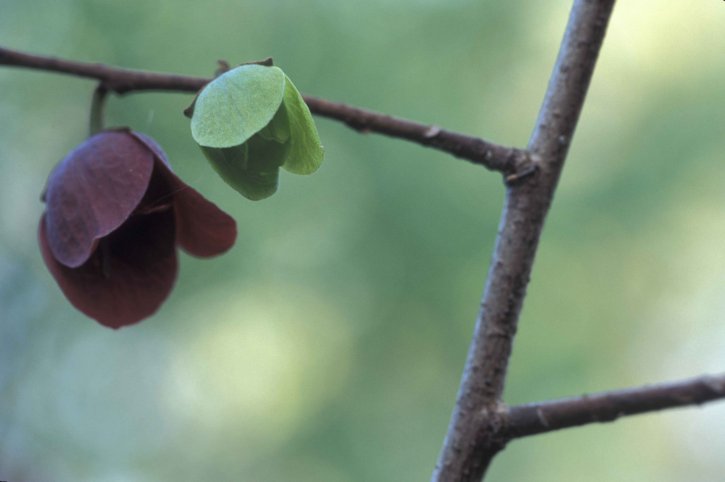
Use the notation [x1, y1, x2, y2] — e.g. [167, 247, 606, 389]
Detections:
[1, 1, 724, 481]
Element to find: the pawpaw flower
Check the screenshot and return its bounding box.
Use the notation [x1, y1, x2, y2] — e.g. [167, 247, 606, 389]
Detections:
[38, 128, 237, 329]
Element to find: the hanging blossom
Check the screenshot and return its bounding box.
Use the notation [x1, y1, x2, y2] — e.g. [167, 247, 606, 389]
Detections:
[38, 128, 237, 329]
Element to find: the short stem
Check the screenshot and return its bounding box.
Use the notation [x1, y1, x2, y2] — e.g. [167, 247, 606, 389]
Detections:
[89, 84, 109, 136]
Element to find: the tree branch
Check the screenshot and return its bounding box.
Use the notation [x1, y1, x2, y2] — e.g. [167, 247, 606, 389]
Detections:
[432, 1, 616, 481]
[0, 45, 528, 174]
[306, 97, 530, 175]
[505, 374, 725, 438]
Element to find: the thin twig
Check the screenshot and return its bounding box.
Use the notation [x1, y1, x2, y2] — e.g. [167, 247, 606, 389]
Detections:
[0, 46, 208, 92]
[0, 45, 528, 174]
[305, 98, 529, 174]
[432, 1, 617, 481]
[505, 374, 725, 438]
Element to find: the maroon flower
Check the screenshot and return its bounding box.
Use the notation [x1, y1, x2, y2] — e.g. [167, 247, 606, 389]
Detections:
[39, 128, 237, 329]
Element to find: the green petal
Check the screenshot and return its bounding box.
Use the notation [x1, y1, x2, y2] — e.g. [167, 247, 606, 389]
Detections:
[201, 136, 289, 201]
[191, 64, 286, 148]
[280, 75, 324, 175]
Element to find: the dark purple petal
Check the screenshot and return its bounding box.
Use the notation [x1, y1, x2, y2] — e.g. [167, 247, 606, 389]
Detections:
[130, 130, 237, 257]
[39, 211, 178, 329]
[152, 162, 237, 258]
[129, 131, 171, 169]
[173, 184, 237, 257]
[44, 130, 155, 268]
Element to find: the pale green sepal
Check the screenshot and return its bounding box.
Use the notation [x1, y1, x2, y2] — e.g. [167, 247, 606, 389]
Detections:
[279, 75, 324, 175]
[191, 64, 286, 148]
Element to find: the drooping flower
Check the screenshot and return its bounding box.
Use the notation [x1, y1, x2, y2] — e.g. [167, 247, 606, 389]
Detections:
[38, 128, 237, 329]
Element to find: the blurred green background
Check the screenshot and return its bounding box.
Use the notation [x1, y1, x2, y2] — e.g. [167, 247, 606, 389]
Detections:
[1, 1, 724, 481]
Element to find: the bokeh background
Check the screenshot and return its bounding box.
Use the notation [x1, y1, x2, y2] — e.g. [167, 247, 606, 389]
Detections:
[1, 1, 724, 481]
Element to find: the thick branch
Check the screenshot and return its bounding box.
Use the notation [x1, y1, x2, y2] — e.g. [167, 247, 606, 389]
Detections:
[0, 46, 527, 174]
[432, 1, 616, 481]
[506, 374, 725, 438]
